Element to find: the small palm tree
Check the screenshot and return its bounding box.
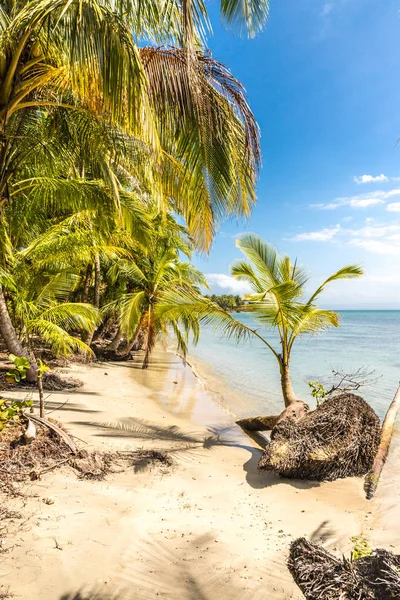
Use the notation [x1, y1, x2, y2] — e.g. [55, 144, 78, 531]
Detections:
[157, 235, 364, 408]
[231, 234, 364, 406]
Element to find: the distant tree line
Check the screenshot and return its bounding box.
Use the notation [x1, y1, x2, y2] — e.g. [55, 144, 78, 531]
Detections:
[204, 294, 244, 312]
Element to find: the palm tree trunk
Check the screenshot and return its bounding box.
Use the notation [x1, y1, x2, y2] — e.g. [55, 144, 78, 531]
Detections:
[81, 264, 92, 303]
[85, 255, 100, 347]
[280, 362, 297, 407]
[142, 307, 155, 369]
[108, 326, 124, 352]
[93, 253, 101, 308]
[0, 285, 38, 382]
[365, 384, 400, 499]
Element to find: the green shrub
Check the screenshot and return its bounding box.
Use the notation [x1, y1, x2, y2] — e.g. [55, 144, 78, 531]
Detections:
[0, 396, 33, 431]
[350, 535, 372, 560]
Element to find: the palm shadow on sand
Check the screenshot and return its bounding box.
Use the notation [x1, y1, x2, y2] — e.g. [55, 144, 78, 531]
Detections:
[70, 417, 321, 489]
[58, 533, 299, 600]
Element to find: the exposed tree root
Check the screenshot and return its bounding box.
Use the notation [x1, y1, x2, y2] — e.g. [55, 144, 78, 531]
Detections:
[259, 394, 381, 481]
[288, 537, 400, 600]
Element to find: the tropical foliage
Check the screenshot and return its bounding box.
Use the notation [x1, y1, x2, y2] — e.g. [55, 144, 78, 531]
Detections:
[156, 234, 364, 407]
[0, 0, 270, 377]
[204, 294, 244, 312]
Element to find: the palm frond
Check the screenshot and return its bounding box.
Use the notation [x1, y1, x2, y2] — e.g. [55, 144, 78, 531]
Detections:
[235, 234, 279, 289]
[220, 0, 269, 38]
[119, 291, 146, 340]
[27, 319, 93, 357]
[307, 265, 364, 305]
[39, 302, 99, 332]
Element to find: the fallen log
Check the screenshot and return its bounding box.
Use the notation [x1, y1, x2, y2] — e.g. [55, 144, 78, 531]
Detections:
[364, 383, 400, 500]
[236, 415, 280, 431]
[236, 401, 310, 432]
[236, 402, 310, 451]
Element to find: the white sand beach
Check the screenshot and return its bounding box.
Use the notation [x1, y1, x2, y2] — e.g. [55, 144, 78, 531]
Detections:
[1, 349, 399, 600]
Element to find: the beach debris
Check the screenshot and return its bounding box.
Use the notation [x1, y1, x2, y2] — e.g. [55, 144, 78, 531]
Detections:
[42, 497, 55, 505]
[288, 537, 400, 600]
[72, 451, 114, 479]
[365, 383, 400, 499]
[124, 449, 174, 473]
[258, 393, 381, 481]
[0, 420, 75, 493]
[42, 371, 83, 391]
[28, 413, 77, 454]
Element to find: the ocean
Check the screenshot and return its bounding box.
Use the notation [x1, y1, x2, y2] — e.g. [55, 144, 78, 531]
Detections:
[188, 311, 400, 420]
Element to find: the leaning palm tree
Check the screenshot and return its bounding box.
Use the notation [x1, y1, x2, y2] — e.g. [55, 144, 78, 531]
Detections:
[0, 0, 267, 251]
[156, 234, 363, 408]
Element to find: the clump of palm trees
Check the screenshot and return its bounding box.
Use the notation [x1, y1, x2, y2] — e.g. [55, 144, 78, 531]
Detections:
[0, 0, 269, 374]
[0, 0, 364, 404]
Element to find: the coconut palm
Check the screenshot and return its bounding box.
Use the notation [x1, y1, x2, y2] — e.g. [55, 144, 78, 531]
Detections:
[0, 99, 158, 367]
[105, 225, 207, 368]
[0, 0, 266, 250]
[156, 235, 364, 408]
[0, 262, 98, 381]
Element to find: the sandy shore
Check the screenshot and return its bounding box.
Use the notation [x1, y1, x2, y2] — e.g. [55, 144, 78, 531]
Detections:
[1, 349, 399, 600]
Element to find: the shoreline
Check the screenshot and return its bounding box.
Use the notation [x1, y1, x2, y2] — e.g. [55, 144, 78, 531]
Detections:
[1, 349, 399, 599]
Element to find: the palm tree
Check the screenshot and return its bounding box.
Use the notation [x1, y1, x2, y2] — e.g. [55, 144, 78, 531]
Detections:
[106, 224, 206, 368]
[231, 234, 364, 406]
[156, 235, 364, 408]
[0, 264, 98, 381]
[0, 0, 266, 250]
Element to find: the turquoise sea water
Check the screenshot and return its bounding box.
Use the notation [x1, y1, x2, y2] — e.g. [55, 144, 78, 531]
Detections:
[188, 311, 400, 420]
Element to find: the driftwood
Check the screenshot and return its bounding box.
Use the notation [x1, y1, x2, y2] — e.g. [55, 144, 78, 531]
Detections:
[237, 401, 310, 432]
[27, 413, 77, 454]
[288, 537, 400, 600]
[365, 383, 400, 499]
[23, 418, 36, 443]
[236, 415, 280, 431]
[258, 393, 381, 481]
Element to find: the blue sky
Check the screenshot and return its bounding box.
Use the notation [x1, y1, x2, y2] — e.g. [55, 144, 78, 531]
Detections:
[193, 0, 400, 308]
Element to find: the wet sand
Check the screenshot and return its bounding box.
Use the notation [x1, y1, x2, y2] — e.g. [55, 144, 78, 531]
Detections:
[1, 349, 399, 599]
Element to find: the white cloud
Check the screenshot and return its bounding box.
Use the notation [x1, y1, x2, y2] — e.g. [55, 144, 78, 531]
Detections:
[312, 189, 400, 210]
[354, 174, 388, 184]
[348, 238, 400, 255]
[387, 202, 400, 212]
[206, 274, 251, 295]
[290, 224, 340, 242]
[291, 221, 400, 255]
[321, 2, 334, 16]
[348, 224, 400, 239]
